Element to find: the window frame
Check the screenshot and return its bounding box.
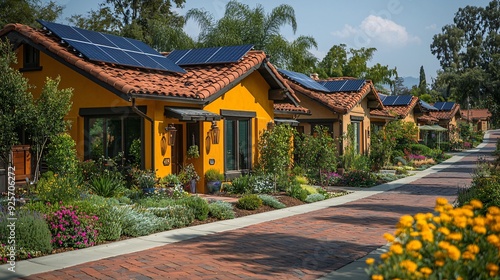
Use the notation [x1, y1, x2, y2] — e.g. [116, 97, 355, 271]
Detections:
[223, 117, 252, 178]
[20, 45, 42, 72]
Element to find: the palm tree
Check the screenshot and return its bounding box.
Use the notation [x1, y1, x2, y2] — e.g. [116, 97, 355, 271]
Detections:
[186, 0, 317, 72]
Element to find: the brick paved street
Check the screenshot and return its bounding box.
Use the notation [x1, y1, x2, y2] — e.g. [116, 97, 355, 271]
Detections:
[18, 130, 499, 280]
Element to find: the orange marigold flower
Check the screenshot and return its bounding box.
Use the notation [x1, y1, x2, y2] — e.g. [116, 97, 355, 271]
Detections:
[440, 213, 451, 223]
[414, 213, 427, 221]
[436, 197, 448, 206]
[421, 230, 434, 242]
[410, 231, 420, 237]
[366, 258, 375, 265]
[406, 240, 422, 251]
[426, 212, 434, 219]
[447, 232, 463, 241]
[390, 243, 404, 255]
[420, 267, 432, 275]
[487, 263, 499, 277]
[473, 225, 487, 235]
[400, 260, 418, 273]
[380, 253, 390, 260]
[438, 241, 450, 250]
[371, 275, 384, 280]
[398, 215, 414, 228]
[438, 227, 450, 235]
[470, 199, 483, 209]
[466, 244, 480, 254]
[383, 233, 395, 242]
[462, 251, 475, 260]
[473, 216, 486, 227]
[433, 216, 441, 224]
[447, 245, 461, 261]
[462, 208, 474, 217]
[487, 234, 500, 246]
[488, 206, 500, 215]
[435, 260, 445, 267]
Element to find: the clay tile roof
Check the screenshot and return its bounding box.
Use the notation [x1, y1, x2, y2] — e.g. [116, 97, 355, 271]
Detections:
[429, 103, 461, 120]
[1, 24, 292, 102]
[417, 114, 439, 124]
[283, 77, 382, 114]
[370, 108, 397, 118]
[274, 103, 311, 115]
[382, 96, 419, 118]
[460, 109, 491, 121]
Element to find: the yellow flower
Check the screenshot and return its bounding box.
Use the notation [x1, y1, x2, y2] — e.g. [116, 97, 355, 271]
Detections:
[400, 260, 418, 273]
[421, 230, 434, 242]
[420, 267, 432, 276]
[406, 240, 422, 251]
[380, 253, 390, 260]
[410, 231, 420, 237]
[470, 199, 483, 209]
[390, 243, 404, 255]
[435, 260, 445, 267]
[366, 258, 375, 265]
[438, 241, 450, 250]
[487, 234, 500, 246]
[487, 263, 499, 277]
[426, 212, 434, 219]
[447, 245, 461, 261]
[461, 208, 474, 217]
[453, 216, 468, 228]
[473, 216, 486, 227]
[447, 232, 463, 241]
[440, 213, 451, 223]
[462, 251, 475, 260]
[398, 215, 414, 228]
[371, 275, 384, 280]
[436, 197, 448, 206]
[433, 216, 441, 224]
[473, 225, 487, 235]
[383, 232, 395, 242]
[466, 244, 480, 254]
[488, 206, 500, 215]
[414, 213, 427, 221]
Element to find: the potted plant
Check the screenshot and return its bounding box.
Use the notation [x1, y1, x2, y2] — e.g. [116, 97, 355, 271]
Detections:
[187, 145, 200, 159]
[178, 163, 199, 193]
[205, 168, 224, 194]
[136, 169, 157, 194]
[160, 174, 181, 188]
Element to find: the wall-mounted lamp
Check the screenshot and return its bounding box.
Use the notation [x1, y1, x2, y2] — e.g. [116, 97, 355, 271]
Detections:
[165, 124, 177, 146]
[210, 121, 220, 144]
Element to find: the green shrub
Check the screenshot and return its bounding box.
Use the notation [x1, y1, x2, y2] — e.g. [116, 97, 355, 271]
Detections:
[72, 195, 121, 242]
[301, 185, 317, 194]
[236, 194, 262, 210]
[117, 196, 132, 204]
[0, 210, 52, 255]
[88, 170, 125, 197]
[258, 194, 285, 209]
[36, 172, 83, 203]
[409, 143, 433, 158]
[136, 197, 175, 208]
[249, 174, 274, 194]
[179, 196, 209, 221]
[287, 184, 308, 201]
[119, 206, 169, 237]
[457, 176, 500, 214]
[305, 193, 326, 203]
[23, 201, 61, 214]
[208, 201, 235, 220]
[231, 175, 251, 194]
[341, 170, 377, 187]
[205, 168, 224, 181]
[45, 133, 79, 176]
[146, 205, 195, 228]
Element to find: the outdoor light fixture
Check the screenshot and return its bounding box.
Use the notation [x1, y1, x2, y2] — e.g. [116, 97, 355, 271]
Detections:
[210, 121, 220, 144]
[166, 124, 177, 146]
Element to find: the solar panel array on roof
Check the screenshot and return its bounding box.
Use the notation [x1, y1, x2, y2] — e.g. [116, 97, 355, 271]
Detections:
[434, 102, 455, 111]
[167, 44, 253, 66]
[419, 100, 438, 111]
[378, 93, 387, 102]
[319, 79, 365, 92]
[278, 69, 330, 92]
[381, 95, 413, 106]
[38, 20, 186, 73]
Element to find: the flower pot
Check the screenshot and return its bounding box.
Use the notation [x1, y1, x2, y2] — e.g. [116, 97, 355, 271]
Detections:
[142, 187, 155, 194]
[190, 179, 197, 193]
[207, 180, 221, 194]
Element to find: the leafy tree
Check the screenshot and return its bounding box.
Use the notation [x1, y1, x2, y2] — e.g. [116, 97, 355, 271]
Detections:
[392, 76, 410, 96]
[418, 65, 427, 95]
[186, 0, 317, 72]
[0, 40, 32, 164]
[256, 124, 295, 191]
[28, 77, 73, 182]
[69, 0, 190, 50]
[0, 0, 63, 27]
[430, 0, 499, 125]
[318, 44, 397, 85]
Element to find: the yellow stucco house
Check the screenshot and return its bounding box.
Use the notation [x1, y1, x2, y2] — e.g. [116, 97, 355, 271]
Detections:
[429, 102, 461, 141]
[278, 71, 384, 155]
[1, 22, 300, 193]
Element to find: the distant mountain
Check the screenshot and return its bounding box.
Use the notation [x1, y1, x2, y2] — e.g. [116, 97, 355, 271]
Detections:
[402, 76, 419, 88]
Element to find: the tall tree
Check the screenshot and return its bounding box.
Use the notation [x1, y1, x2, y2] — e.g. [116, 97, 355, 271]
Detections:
[318, 44, 397, 86]
[69, 0, 190, 50]
[418, 65, 427, 95]
[0, 0, 63, 27]
[430, 0, 499, 124]
[186, 0, 317, 72]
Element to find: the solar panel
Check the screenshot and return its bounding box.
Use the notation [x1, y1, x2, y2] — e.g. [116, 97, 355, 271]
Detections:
[382, 95, 398, 106]
[378, 93, 387, 102]
[393, 95, 412, 106]
[167, 44, 253, 65]
[419, 100, 438, 111]
[278, 69, 330, 92]
[434, 102, 455, 111]
[38, 20, 185, 73]
[321, 79, 365, 92]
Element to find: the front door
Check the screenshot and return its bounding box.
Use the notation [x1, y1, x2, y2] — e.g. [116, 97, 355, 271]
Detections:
[171, 124, 184, 174]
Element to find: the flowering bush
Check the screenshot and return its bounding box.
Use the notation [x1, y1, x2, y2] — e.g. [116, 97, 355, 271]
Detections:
[35, 172, 83, 203]
[366, 198, 500, 279]
[321, 171, 342, 186]
[250, 174, 274, 194]
[341, 170, 377, 187]
[45, 206, 99, 248]
[408, 154, 426, 161]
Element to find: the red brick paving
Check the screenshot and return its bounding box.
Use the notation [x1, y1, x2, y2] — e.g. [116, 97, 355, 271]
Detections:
[22, 131, 499, 280]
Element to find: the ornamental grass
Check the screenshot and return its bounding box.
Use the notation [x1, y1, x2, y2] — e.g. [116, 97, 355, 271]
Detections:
[366, 198, 500, 279]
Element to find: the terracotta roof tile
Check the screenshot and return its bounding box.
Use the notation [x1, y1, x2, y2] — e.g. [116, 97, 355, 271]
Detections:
[460, 109, 491, 121]
[1, 24, 297, 103]
[274, 103, 311, 115]
[283, 77, 383, 114]
[370, 108, 397, 118]
[429, 103, 461, 120]
[417, 115, 439, 124]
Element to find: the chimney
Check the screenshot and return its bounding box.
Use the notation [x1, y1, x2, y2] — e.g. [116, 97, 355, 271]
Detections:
[310, 73, 319, 80]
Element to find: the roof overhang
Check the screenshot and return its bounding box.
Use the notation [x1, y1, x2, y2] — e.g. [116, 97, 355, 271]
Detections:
[164, 107, 221, 121]
[274, 118, 299, 126]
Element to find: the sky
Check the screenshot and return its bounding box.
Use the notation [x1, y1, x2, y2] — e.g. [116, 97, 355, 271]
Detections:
[48, 0, 492, 82]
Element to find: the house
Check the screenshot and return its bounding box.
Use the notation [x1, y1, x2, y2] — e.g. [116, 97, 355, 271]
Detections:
[278, 71, 384, 155]
[460, 109, 491, 132]
[429, 102, 461, 141]
[1, 21, 298, 193]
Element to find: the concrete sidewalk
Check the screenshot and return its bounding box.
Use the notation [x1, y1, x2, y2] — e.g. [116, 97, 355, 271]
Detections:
[1, 130, 497, 280]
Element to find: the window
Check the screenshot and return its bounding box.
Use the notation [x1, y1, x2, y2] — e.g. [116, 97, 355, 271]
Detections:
[21, 45, 41, 71]
[84, 116, 142, 165]
[352, 121, 361, 154]
[224, 118, 251, 174]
